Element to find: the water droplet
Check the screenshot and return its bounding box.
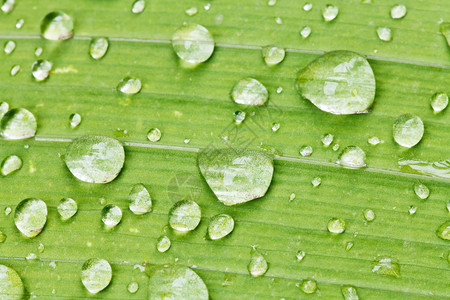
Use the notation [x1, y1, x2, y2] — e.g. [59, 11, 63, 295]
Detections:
[169, 200, 201, 232]
[148, 265, 208, 299]
[147, 128, 161, 142]
[372, 256, 401, 277]
[298, 279, 317, 294]
[1, 0, 15, 13]
[89, 37, 109, 60]
[131, 0, 145, 14]
[271, 122, 280, 132]
[337, 146, 366, 169]
[268, 0, 277, 6]
[15, 18, 24, 29]
[40, 11, 74, 41]
[262, 45, 285, 66]
[185, 7, 198, 16]
[184, 138, 190, 144]
[300, 26, 311, 38]
[156, 235, 171, 253]
[368, 136, 383, 145]
[297, 51, 375, 114]
[102, 204, 122, 229]
[393, 114, 424, 148]
[390, 4, 407, 19]
[341, 285, 359, 300]
[0, 108, 37, 140]
[311, 177, 321, 187]
[413, 183, 430, 200]
[65, 136, 125, 183]
[208, 214, 234, 240]
[231, 78, 269, 106]
[430, 92, 448, 113]
[399, 159, 450, 179]
[436, 221, 450, 240]
[198, 149, 274, 206]
[0, 231, 6, 243]
[327, 217, 345, 234]
[10, 64, 20, 76]
[345, 241, 354, 251]
[408, 205, 417, 215]
[14, 198, 47, 238]
[129, 183, 152, 215]
[440, 23, 450, 46]
[81, 258, 112, 294]
[289, 192, 296, 201]
[303, 3, 312, 11]
[3, 40, 15, 54]
[296, 250, 306, 262]
[172, 24, 214, 64]
[276, 86, 283, 94]
[0, 265, 25, 298]
[233, 111, 246, 124]
[38, 242, 45, 253]
[1, 155, 22, 176]
[299, 145, 313, 157]
[32, 59, 52, 82]
[34, 47, 43, 57]
[377, 27, 392, 41]
[68, 113, 81, 129]
[4, 207, 11, 216]
[57, 198, 77, 221]
[275, 17, 283, 24]
[322, 5, 338, 21]
[117, 76, 142, 95]
[332, 143, 340, 151]
[248, 250, 268, 277]
[321, 133, 334, 147]
[363, 209, 375, 221]
[127, 281, 139, 294]
[204, 3, 211, 11]
[0, 102, 9, 119]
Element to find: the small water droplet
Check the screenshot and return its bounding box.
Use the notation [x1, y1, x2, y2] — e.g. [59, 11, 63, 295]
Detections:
[26, 252, 38, 261]
[131, 0, 145, 14]
[271, 122, 280, 132]
[268, 0, 277, 6]
[248, 249, 268, 277]
[413, 183, 430, 200]
[430, 92, 448, 113]
[147, 128, 162, 142]
[15, 18, 24, 29]
[233, 111, 246, 124]
[303, 3, 312, 11]
[102, 204, 122, 229]
[69, 113, 81, 129]
[311, 177, 321, 187]
[300, 26, 311, 38]
[408, 205, 417, 215]
[1, 155, 22, 176]
[4, 40, 15, 54]
[262, 45, 285, 66]
[322, 5, 338, 21]
[289, 193, 296, 202]
[185, 7, 198, 16]
[345, 241, 354, 251]
[231, 78, 269, 106]
[274, 17, 283, 24]
[368, 136, 383, 145]
[172, 24, 214, 64]
[10, 64, 20, 76]
[296, 250, 306, 262]
[390, 4, 407, 19]
[1, 0, 15, 13]
[32, 59, 52, 82]
[327, 217, 345, 234]
[332, 143, 340, 151]
[337, 146, 366, 169]
[89, 37, 109, 60]
[298, 279, 317, 294]
[341, 285, 359, 300]
[436, 221, 450, 240]
[276, 86, 283, 94]
[372, 256, 401, 277]
[377, 27, 392, 41]
[117, 76, 142, 95]
[321, 134, 334, 147]
[363, 209, 375, 221]
[440, 23, 450, 46]
[34, 47, 43, 57]
[40, 11, 74, 41]
[14, 198, 47, 238]
[204, 3, 211, 11]
[208, 214, 234, 240]
[169, 200, 201, 232]
[4, 207, 11, 215]
[81, 258, 112, 294]
[0, 265, 25, 299]
[156, 235, 171, 253]
[184, 138, 190, 144]
[0, 108, 37, 140]
[393, 114, 424, 148]
[57, 198, 78, 221]
[129, 183, 152, 215]
[0, 102, 9, 119]
[38, 242, 45, 253]
[299, 145, 313, 157]
[125, 281, 139, 294]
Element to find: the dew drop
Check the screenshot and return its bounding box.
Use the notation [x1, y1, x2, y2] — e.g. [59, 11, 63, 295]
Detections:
[341, 285, 359, 300]
[128, 183, 152, 215]
[408, 205, 417, 215]
[413, 183, 430, 200]
[169, 200, 201, 232]
[81, 258, 112, 294]
[377, 27, 392, 42]
[275, 17, 283, 24]
[172, 24, 214, 64]
[262, 45, 285, 66]
[372, 256, 401, 277]
[147, 128, 161, 142]
[231, 78, 268, 106]
[322, 5, 338, 22]
[430, 92, 448, 113]
[4, 40, 15, 55]
[131, 0, 145, 14]
[321, 133, 334, 147]
[303, 3, 312, 11]
[0, 108, 37, 140]
[311, 177, 321, 187]
[1, 155, 22, 176]
[299, 145, 313, 157]
[298, 279, 317, 294]
[204, 3, 211, 11]
[248, 250, 268, 277]
[117, 76, 142, 95]
[337, 146, 366, 169]
[300, 26, 311, 39]
[185, 7, 198, 16]
[268, 0, 276, 6]
[1, 0, 14, 13]
[40, 11, 74, 41]
[332, 143, 340, 151]
[368, 136, 383, 145]
[208, 214, 234, 240]
[276, 86, 283, 94]
[89, 37, 109, 60]
[296, 250, 306, 262]
[390, 4, 407, 19]
[32, 59, 52, 82]
[127, 282, 139, 294]
[345, 241, 354, 251]
[271, 122, 280, 132]
[393, 114, 424, 148]
[363, 209, 375, 222]
[156, 235, 171, 253]
[102, 204, 122, 229]
[34, 47, 43, 57]
[69, 113, 81, 129]
[440, 23, 450, 46]
[0, 102, 9, 119]
[14, 198, 47, 238]
[57, 198, 78, 221]
[10, 65, 20, 76]
[289, 193, 296, 202]
[233, 111, 246, 124]
[38, 242, 45, 253]
[4, 207, 11, 216]
[327, 217, 345, 233]
[436, 221, 450, 240]
[0, 265, 25, 299]
[15, 18, 24, 29]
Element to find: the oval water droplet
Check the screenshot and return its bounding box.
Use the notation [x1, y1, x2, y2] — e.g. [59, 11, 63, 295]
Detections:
[440, 23, 450, 46]
[363, 209, 375, 221]
[57, 198, 77, 221]
[1, 0, 15, 13]
[0, 102, 9, 119]
[156, 235, 171, 253]
[300, 26, 312, 39]
[65, 135, 125, 183]
[0, 264, 25, 299]
[327, 217, 345, 233]
[131, 0, 145, 14]
[303, 3, 312, 11]
[89, 37, 109, 60]
[393, 114, 424, 148]
[148, 265, 208, 300]
[299, 145, 313, 157]
[322, 5, 338, 21]
[81, 258, 112, 294]
[15, 18, 24, 29]
[372, 256, 401, 277]
[32, 59, 52, 82]
[171, 24, 214, 64]
[430, 92, 448, 113]
[117, 76, 142, 95]
[233, 111, 246, 124]
[0, 108, 37, 140]
[185, 7, 198, 16]
[4, 40, 15, 54]
[436, 221, 450, 240]
[10, 64, 20, 76]
[321, 133, 334, 147]
[1, 155, 22, 176]
[127, 281, 139, 294]
[248, 250, 268, 277]
[297, 51, 375, 114]
[413, 183, 430, 200]
[231, 78, 268, 106]
[14, 198, 47, 238]
[377, 27, 392, 41]
[69, 113, 81, 129]
[129, 183, 152, 215]
[169, 200, 201, 232]
[207, 214, 234, 240]
[102, 204, 122, 229]
[311, 177, 321, 187]
[271, 122, 280, 132]
[341, 285, 359, 300]
[390, 4, 407, 19]
[147, 128, 161, 142]
[40, 11, 74, 41]
[337, 146, 366, 169]
[298, 279, 317, 294]
[34, 47, 43, 57]
[296, 250, 306, 262]
[198, 149, 274, 206]
[262, 45, 285, 66]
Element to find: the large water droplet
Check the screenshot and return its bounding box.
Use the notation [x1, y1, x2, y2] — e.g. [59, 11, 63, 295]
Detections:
[147, 128, 161, 142]
[298, 279, 317, 294]
[296, 51, 375, 114]
[65, 136, 125, 183]
[171, 24, 214, 64]
[377, 27, 392, 42]
[322, 5, 338, 21]
[430, 92, 448, 113]
[14, 198, 47, 238]
[81, 258, 112, 294]
[4, 40, 15, 54]
[168, 200, 201, 232]
[117, 76, 142, 95]
[131, 0, 145, 14]
[372, 257, 401, 277]
[392, 114, 424, 148]
[40, 11, 74, 41]
[1, 155, 22, 176]
[436, 221, 450, 240]
[341, 285, 359, 300]
[413, 183, 430, 200]
[440, 23, 450, 46]
[148, 265, 208, 300]
[248, 250, 268, 277]
[129, 183, 152, 215]
[261, 45, 285, 66]
[390, 4, 407, 19]
[156, 235, 171, 253]
[0, 108, 36, 140]
[0, 264, 25, 299]
[127, 282, 139, 294]
[1, 0, 15, 13]
[102, 204, 122, 229]
[32, 59, 52, 82]
[337, 146, 366, 169]
[231, 78, 268, 106]
[198, 149, 274, 206]
[89, 37, 109, 60]
[207, 214, 234, 240]
[57, 198, 78, 221]
[327, 217, 345, 233]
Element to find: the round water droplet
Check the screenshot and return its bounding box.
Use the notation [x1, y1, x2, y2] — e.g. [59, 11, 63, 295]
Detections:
[32, 59, 52, 82]
[207, 214, 234, 240]
[303, 3, 312, 11]
[156, 235, 171, 253]
[413, 183, 430, 200]
[148, 265, 208, 300]
[131, 0, 145, 14]
[10, 65, 20, 76]
[129, 183, 152, 215]
[231, 78, 269, 106]
[322, 5, 338, 21]
[298, 279, 317, 294]
[299, 145, 313, 157]
[436, 221, 450, 240]
[337, 146, 366, 169]
[14, 198, 47, 238]
[1, 155, 22, 176]
[341, 285, 359, 300]
[0, 102, 9, 119]
[300, 26, 311, 39]
[0, 264, 25, 299]
[40, 11, 74, 41]
[377, 27, 392, 41]
[117, 76, 142, 95]
[430, 92, 448, 113]
[297, 51, 375, 114]
[65, 136, 125, 183]
[327, 217, 345, 233]
[372, 256, 401, 277]
[57, 198, 77, 221]
[147, 128, 161, 142]
[392, 114, 424, 148]
[233, 111, 246, 124]
[89, 37, 109, 60]
[81, 258, 112, 294]
[296, 250, 306, 262]
[274, 17, 282, 24]
[363, 209, 375, 222]
[4, 40, 15, 54]
[248, 250, 268, 277]
[127, 281, 139, 294]
[390, 4, 407, 19]
[168, 200, 201, 232]
[102, 204, 122, 229]
[171, 24, 214, 64]
[0, 108, 36, 140]
[262, 45, 285, 66]
[69, 113, 81, 129]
